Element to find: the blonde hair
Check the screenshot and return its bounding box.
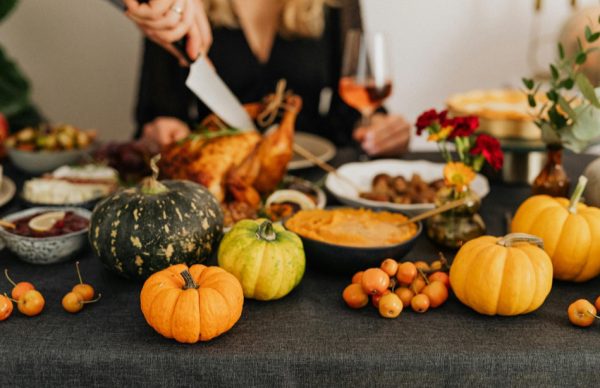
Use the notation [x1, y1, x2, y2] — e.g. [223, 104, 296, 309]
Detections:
[204, 0, 333, 38]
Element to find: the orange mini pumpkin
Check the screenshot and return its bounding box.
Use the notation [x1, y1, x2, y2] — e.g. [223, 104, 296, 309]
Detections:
[450, 233, 553, 316]
[140, 264, 244, 343]
[512, 176, 600, 282]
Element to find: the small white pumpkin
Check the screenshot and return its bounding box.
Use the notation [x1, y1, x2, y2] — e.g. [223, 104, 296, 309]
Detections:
[584, 157, 600, 207]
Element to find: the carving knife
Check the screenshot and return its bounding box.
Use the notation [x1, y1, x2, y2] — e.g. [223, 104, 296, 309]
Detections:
[185, 56, 256, 131]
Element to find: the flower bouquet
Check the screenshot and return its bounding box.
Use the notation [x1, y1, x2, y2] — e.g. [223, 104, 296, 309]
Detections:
[415, 109, 504, 248]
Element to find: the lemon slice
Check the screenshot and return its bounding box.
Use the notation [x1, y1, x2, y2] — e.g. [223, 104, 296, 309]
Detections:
[265, 190, 316, 210]
[28, 211, 66, 233]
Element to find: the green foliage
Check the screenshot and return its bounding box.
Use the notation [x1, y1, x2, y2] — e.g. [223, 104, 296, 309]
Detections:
[550, 64, 559, 80]
[0, 47, 35, 117]
[575, 52, 587, 65]
[183, 127, 241, 143]
[585, 26, 600, 43]
[558, 43, 565, 59]
[559, 78, 574, 90]
[522, 78, 534, 90]
[0, 0, 18, 22]
[0, 0, 43, 129]
[524, 16, 600, 153]
[575, 73, 600, 108]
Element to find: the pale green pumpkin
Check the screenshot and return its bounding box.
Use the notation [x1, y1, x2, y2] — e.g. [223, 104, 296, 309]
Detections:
[218, 219, 305, 301]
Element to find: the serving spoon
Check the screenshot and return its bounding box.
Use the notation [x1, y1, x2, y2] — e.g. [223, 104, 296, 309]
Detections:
[292, 142, 362, 193]
[291, 144, 478, 228]
[396, 196, 476, 228]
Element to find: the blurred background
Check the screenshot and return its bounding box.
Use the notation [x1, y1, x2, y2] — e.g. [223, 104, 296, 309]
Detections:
[0, 0, 598, 150]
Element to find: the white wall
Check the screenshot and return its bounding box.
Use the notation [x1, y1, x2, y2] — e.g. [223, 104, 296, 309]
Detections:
[362, 0, 598, 150]
[0, 0, 597, 147]
[0, 0, 141, 141]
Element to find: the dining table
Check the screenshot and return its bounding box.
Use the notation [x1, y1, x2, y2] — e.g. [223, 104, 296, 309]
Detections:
[1, 148, 599, 388]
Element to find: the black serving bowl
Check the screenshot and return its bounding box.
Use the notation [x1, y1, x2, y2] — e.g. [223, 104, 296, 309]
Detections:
[284, 218, 422, 275]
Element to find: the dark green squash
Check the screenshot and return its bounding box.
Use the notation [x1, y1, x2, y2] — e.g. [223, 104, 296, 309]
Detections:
[89, 157, 223, 280]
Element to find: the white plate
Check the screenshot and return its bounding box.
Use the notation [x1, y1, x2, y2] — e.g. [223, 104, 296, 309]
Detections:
[289, 132, 336, 170]
[0, 176, 16, 208]
[325, 159, 490, 216]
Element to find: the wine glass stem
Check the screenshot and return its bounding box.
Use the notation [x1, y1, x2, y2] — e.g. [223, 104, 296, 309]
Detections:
[360, 110, 373, 127]
[357, 111, 374, 161]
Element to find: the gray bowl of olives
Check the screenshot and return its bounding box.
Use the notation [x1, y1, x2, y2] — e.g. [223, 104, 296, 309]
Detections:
[6, 124, 95, 175]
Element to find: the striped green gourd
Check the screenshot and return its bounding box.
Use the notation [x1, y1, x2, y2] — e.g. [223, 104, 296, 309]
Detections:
[218, 219, 305, 300]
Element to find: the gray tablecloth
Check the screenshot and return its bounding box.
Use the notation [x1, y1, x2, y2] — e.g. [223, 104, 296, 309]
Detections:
[1, 150, 599, 387]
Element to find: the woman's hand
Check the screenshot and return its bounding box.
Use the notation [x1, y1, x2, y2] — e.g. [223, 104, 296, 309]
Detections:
[141, 116, 191, 149]
[124, 0, 212, 65]
[353, 113, 411, 157]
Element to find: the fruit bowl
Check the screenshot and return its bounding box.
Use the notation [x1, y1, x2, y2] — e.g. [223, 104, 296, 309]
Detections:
[6, 124, 96, 175]
[0, 207, 91, 265]
[7, 147, 91, 175]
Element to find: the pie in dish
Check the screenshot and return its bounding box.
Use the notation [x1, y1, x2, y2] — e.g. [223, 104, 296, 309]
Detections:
[446, 89, 542, 140]
[285, 208, 417, 247]
[22, 165, 118, 205]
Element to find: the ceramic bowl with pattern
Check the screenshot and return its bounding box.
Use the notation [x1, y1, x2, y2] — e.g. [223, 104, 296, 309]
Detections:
[0, 207, 91, 265]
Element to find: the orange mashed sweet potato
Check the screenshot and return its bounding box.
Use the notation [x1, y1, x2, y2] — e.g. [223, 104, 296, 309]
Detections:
[285, 208, 417, 247]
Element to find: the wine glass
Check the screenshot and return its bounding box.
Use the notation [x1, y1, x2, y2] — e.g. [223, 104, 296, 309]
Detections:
[339, 30, 393, 127]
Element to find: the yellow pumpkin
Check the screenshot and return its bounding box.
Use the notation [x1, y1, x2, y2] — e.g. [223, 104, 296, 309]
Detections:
[511, 176, 600, 282]
[449, 233, 553, 316]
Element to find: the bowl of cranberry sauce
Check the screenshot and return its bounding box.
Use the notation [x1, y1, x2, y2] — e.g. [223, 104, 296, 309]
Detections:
[10, 211, 89, 238]
[0, 207, 91, 265]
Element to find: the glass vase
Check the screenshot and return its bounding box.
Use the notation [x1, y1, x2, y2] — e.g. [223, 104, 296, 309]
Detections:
[532, 144, 570, 197]
[426, 185, 486, 249]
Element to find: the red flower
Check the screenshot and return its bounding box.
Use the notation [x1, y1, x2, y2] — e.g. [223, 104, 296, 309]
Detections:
[448, 116, 479, 139]
[470, 134, 504, 171]
[438, 110, 449, 125]
[416, 109, 440, 135]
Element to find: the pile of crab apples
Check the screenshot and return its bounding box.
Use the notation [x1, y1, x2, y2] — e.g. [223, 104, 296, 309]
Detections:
[1, 269, 44, 319]
[342, 257, 450, 318]
[568, 297, 600, 327]
[0, 261, 100, 322]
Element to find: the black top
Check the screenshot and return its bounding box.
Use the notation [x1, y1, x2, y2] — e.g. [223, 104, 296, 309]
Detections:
[135, 4, 361, 146]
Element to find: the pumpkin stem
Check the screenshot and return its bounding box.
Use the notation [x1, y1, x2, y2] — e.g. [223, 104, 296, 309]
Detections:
[181, 270, 199, 290]
[497, 233, 544, 249]
[568, 176, 588, 214]
[141, 154, 169, 195]
[256, 220, 277, 242]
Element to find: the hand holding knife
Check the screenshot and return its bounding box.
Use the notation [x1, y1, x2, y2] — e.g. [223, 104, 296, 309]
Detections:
[125, 0, 255, 131]
[124, 0, 208, 65]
